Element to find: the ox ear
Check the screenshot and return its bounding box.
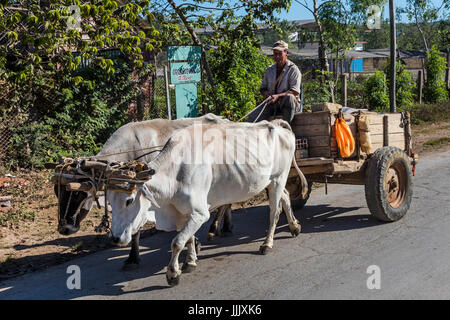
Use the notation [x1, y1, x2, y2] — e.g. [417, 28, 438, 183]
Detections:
[139, 184, 160, 208]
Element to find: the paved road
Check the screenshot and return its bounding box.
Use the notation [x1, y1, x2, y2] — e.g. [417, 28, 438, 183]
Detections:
[1, 149, 449, 300]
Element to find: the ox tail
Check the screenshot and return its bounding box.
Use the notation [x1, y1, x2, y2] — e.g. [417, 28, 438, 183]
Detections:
[271, 119, 309, 199]
[271, 119, 309, 198]
[292, 156, 309, 199]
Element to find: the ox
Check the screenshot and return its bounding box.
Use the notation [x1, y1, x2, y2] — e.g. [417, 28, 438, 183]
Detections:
[54, 114, 233, 269]
[107, 119, 308, 285]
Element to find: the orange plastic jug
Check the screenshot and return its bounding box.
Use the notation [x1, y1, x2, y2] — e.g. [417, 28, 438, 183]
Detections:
[334, 117, 355, 158]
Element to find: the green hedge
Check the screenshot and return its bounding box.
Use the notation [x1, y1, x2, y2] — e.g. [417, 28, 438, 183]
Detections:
[1, 58, 151, 169]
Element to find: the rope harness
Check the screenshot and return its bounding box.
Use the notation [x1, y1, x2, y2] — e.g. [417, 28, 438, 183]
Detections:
[52, 148, 161, 234]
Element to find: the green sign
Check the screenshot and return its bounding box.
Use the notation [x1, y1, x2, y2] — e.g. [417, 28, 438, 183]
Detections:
[168, 46, 202, 119]
[175, 83, 198, 118]
[170, 61, 201, 84]
[168, 46, 202, 61]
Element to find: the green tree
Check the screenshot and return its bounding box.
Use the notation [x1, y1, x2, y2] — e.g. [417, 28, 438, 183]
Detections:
[293, 0, 387, 72]
[423, 45, 449, 103]
[3, 58, 151, 168]
[364, 70, 389, 111]
[399, 0, 450, 51]
[210, 38, 272, 121]
[0, 0, 160, 167]
[0, 0, 160, 82]
[360, 18, 390, 49]
[384, 59, 416, 109]
[148, 0, 292, 116]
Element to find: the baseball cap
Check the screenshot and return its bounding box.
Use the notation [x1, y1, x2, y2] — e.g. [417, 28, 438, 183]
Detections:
[272, 40, 289, 52]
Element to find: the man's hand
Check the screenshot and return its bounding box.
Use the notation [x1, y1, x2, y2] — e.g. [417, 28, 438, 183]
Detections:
[269, 93, 281, 104]
[268, 91, 299, 104]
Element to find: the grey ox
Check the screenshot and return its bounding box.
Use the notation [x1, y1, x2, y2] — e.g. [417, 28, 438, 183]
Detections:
[107, 119, 308, 286]
[55, 114, 233, 270]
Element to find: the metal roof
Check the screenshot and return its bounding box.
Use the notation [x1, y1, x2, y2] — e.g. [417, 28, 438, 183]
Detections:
[261, 46, 437, 60]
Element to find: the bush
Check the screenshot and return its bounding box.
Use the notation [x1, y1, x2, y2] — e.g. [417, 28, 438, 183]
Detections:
[424, 45, 449, 103]
[302, 79, 332, 110]
[2, 58, 150, 168]
[207, 39, 272, 121]
[364, 71, 390, 111]
[395, 66, 416, 109]
[365, 61, 416, 112]
[335, 75, 369, 109]
[384, 60, 417, 110]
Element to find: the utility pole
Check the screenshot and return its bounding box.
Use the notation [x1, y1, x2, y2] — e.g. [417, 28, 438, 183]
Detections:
[389, 0, 396, 112]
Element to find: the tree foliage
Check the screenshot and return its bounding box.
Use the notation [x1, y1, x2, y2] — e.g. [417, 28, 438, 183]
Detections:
[148, 0, 292, 116]
[364, 70, 389, 111]
[399, 0, 450, 52]
[2, 58, 152, 168]
[0, 0, 160, 82]
[210, 38, 272, 121]
[423, 45, 449, 103]
[384, 59, 417, 109]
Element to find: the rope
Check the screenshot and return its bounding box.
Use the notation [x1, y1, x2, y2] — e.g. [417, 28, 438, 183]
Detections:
[86, 145, 165, 160]
[237, 96, 272, 123]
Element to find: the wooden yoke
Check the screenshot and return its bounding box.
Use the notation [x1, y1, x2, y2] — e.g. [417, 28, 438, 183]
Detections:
[46, 157, 156, 193]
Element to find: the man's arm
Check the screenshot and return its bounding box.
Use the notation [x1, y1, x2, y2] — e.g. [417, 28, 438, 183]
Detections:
[268, 89, 299, 104]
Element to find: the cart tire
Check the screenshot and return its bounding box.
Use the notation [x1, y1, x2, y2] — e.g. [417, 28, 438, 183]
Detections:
[365, 146, 413, 222]
[286, 177, 312, 211]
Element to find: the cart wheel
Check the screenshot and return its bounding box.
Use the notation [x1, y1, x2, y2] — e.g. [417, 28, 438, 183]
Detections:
[365, 146, 413, 222]
[286, 177, 312, 211]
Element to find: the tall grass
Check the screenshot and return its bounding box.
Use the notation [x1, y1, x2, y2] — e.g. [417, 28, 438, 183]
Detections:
[405, 101, 450, 125]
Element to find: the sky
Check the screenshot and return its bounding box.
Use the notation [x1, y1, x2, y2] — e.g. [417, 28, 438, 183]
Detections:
[170, 0, 448, 27]
[275, 0, 447, 23]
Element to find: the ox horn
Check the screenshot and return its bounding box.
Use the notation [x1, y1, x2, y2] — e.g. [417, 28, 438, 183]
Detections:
[139, 184, 160, 208]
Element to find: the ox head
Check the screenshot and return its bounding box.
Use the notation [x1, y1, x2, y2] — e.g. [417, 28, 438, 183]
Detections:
[107, 184, 158, 246]
[54, 186, 93, 235]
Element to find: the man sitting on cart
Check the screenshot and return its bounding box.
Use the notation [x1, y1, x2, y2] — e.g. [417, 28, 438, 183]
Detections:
[248, 40, 302, 124]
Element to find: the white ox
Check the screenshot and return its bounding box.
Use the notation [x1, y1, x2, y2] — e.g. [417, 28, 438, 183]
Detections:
[107, 119, 308, 285]
[56, 113, 232, 270]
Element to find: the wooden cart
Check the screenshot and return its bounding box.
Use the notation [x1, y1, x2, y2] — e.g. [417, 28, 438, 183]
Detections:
[282, 103, 417, 222]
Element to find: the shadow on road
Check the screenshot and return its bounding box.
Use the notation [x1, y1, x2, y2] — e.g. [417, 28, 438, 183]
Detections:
[0, 202, 385, 299]
[297, 204, 383, 233]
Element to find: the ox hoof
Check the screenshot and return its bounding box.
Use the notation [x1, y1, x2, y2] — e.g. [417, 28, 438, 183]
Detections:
[166, 274, 181, 286]
[259, 245, 272, 255]
[181, 263, 197, 274]
[207, 233, 216, 242]
[290, 226, 301, 237]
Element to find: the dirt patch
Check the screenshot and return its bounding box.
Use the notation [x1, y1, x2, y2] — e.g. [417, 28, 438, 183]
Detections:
[0, 169, 156, 281]
[411, 121, 450, 156]
[1, 119, 450, 282]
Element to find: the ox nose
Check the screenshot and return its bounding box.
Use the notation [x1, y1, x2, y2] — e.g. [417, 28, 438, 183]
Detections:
[111, 236, 121, 245]
[58, 224, 78, 236]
